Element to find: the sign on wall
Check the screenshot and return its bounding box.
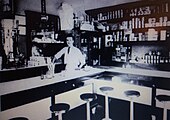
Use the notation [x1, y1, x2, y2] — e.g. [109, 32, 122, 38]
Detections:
[15, 15, 26, 35]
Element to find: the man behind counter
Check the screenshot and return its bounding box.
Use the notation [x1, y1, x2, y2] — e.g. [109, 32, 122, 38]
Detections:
[52, 34, 85, 71]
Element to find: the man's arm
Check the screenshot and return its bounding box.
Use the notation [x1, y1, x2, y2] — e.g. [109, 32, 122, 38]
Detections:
[52, 47, 66, 63]
[77, 49, 86, 69]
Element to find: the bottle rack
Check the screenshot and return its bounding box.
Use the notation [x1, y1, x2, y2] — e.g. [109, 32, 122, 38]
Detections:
[144, 51, 170, 64]
[85, 0, 170, 68]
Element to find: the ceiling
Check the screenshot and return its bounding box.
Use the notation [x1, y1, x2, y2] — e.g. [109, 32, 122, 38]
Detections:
[15, 0, 139, 16]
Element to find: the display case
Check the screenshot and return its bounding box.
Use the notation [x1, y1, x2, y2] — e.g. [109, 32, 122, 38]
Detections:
[79, 30, 103, 66]
[25, 10, 65, 67]
[25, 10, 62, 58]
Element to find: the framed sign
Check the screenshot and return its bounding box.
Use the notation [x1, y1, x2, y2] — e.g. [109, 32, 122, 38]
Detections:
[15, 15, 26, 35]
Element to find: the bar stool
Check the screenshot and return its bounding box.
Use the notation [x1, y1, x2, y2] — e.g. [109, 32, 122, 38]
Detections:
[100, 86, 114, 120]
[156, 95, 170, 120]
[80, 93, 97, 120]
[124, 90, 140, 120]
[9, 117, 29, 120]
[50, 103, 70, 120]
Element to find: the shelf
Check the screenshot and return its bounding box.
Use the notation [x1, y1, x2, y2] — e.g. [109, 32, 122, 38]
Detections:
[32, 41, 64, 44]
[107, 60, 170, 71]
[85, 0, 170, 68]
[113, 40, 169, 46]
[132, 26, 170, 33]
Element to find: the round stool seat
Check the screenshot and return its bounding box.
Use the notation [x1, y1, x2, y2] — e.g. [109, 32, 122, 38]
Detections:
[124, 90, 140, 98]
[9, 117, 28, 120]
[156, 95, 170, 120]
[156, 95, 170, 102]
[50, 103, 70, 112]
[124, 90, 140, 120]
[100, 86, 114, 94]
[80, 93, 96, 101]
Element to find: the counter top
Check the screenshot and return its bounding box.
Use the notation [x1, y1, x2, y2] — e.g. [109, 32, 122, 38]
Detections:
[0, 67, 103, 96]
[1, 66, 170, 96]
[95, 66, 170, 78]
[94, 66, 170, 90]
[1, 66, 170, 112]
[0, 64, 65, 83]
[0, 65, 46, 72]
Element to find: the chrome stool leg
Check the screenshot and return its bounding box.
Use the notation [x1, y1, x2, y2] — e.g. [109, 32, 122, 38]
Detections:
[100, 86, 114, 120]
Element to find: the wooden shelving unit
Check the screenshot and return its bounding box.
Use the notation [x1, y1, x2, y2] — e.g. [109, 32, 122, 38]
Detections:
[85, 0, 170, 69]
[25, 10, 61, 58]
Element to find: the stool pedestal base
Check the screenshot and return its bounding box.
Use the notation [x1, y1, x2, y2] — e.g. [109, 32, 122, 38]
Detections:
[102, 118, 112, 120]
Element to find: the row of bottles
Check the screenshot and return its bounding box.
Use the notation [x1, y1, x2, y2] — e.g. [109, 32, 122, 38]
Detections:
[129, 6, 151, 17]
[104, 29, 170, 42]
[105, 31, 124, 45]
[112, 48, 170, 65]
[97, 9, 124, 21]
[129, 2, 169, 17]
[144, 51, 170, 64]
[121, 16, 170, 30]
[128, 29, 170, 42]
[91, 1, 169, 21]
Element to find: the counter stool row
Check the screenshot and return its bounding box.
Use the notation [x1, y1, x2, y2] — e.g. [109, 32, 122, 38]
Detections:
[48, 86, 170, 120]
[99, 86, 141, 120]
[99, 86, 170, 120]
[9, 89, 170, 120]
[49, 87, 141, 120]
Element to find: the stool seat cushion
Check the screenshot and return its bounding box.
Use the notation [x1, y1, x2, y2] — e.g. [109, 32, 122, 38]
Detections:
[9, 117, 29, 120]
[100, 86, 114, 92]
[50, 103, 70, 112]
[80, 93, 96, 101]
[124, 90, 140, 97]
[156, 95, 170, 102]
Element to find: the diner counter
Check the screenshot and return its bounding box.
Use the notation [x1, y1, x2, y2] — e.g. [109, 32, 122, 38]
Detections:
[1, 66, 170, 119]
[0, 67, 102, 96]
[1, 66, 170, 96]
